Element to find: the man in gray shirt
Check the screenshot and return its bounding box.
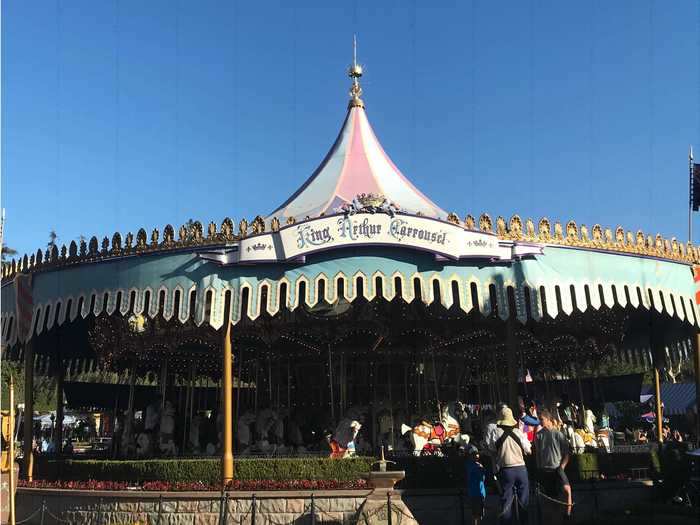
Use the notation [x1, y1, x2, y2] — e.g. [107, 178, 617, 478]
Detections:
[535, 409, 572, 519]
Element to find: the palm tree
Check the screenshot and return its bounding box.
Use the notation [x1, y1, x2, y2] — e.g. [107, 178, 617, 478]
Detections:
[1, 243, 17, 262]
[47, 229, 58, 250]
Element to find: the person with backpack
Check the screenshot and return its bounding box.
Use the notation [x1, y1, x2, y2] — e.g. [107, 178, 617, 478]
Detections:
[485, 406, 532, 525]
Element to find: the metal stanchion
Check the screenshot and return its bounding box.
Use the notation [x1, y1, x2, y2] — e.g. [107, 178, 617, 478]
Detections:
[310, 493, 316, 525]
[387, 491, 393, 525]
[97, 496, 104, 525]
[156, 494, 163, 525]
[40, 498, 46, 525]
[251, 494, 257, 525]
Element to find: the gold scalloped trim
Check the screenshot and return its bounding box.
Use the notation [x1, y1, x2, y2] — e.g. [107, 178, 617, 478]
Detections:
[2, 212, 698, 281]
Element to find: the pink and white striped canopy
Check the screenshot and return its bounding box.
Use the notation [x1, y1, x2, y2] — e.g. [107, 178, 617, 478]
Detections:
[268, 105, 447, 222]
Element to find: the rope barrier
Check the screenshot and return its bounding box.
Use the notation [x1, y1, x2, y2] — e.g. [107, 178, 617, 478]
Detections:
[14, 505, 43, 525]
[43, 507, 72, 524]
[536, 489, 576, 508]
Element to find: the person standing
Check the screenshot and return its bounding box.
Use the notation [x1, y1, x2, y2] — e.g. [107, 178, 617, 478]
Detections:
[535, 409, 572, 519]
[466, 447, 487, 525]
[485, 406, 531, 525]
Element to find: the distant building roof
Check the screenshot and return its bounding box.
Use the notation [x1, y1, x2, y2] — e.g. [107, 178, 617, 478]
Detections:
[640, 382, 697, 416]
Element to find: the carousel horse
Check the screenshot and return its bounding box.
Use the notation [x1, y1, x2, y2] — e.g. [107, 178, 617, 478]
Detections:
[189, 413, 201, 454]
[254, 408, 281, 454]
[237, 411, 257, 455]
[159, 401, 178, 456]
[329, 420, 362, 458]
[329, 406, 365, 458]
[144, 401, 160, 431]
[401, 402, 469, 455]
[136, 431, 153, 458]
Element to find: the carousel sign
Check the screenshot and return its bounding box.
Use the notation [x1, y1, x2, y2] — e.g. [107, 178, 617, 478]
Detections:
[284, 214, 479, 259]
[200, 213, 541, 266]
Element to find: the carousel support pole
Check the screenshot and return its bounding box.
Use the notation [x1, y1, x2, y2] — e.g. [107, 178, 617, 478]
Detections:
[387, 351, 394, 449]
[654, 364, 664, 444]
[286, 357, 291, 409]
[339, 352, 344, 417]
[159, 360, 168, 414]
[431, 350, 440, 419]
[254, 360, 259, 415]
[694, 332, 700, 447]
[268, 357, 273, 406]
[328, 344, 335, 424]
[124, 362, 136, 452]
[490, 349, 501, 404]
[403, 363, 408, 414]
[54, 358, 65, 455]
[575, 363, 586, 427]
[476, 364, 482, 407]
[519, 347, 528, 399]
[23, 340, 34, 481]
[235, 347, 244, 431]
[222, 312, 234, 484]
[506, 321, 518, 411]
[182, 367, 194, 454]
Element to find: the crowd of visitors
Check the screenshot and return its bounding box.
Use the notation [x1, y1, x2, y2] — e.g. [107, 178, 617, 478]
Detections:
[463, 395, 696, 525]
[464, 401, 575, 524]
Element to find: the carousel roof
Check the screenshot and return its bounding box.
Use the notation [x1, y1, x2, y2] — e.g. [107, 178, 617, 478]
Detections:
[1, 47, 699, 365]
[267, 51, 446, 222]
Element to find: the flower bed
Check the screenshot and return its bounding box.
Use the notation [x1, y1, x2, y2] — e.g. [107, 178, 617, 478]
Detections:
[19, 478, 369, 492]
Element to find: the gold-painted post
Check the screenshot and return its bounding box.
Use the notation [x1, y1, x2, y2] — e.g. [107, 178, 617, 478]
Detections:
[694, 333, 700, 447]
[9, 377, 16, 525]
[23, 341, 34, 481]
[654, 366, 663, 444]
[222, 314, 234, 484]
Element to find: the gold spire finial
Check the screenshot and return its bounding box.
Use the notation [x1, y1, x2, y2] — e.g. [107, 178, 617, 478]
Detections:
[348, 35, 364, 108]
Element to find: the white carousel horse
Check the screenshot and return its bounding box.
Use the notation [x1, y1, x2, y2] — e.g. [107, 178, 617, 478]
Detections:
[189, 414, 201, 454]
[329, 406, 365, 458]
[159, 401, 178, 456]
[136, 431, 153, 458]
[401, 402, 469, 455]
[329, 419, 362, 458]
[144, 401, 160, 431]
[255, 408, 281, 454]
[237, 412, 257, 455]
[256, 408, 278, 441]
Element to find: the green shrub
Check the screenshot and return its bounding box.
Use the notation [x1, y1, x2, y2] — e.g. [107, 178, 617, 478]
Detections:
[41, 457, 374, 485]
[567, 452, 660, 482]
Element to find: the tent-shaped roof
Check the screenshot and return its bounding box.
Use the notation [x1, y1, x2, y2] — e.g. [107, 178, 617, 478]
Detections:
[268, 58, 446, 222]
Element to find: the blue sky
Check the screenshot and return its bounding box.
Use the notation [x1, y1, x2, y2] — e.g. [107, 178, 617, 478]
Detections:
[2, 0, 699, 258]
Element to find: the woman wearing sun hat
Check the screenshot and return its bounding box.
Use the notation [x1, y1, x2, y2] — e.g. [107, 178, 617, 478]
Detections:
[485, 405, 532, 525]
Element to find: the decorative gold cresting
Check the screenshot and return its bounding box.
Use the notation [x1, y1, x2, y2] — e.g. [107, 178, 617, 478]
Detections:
[348, 35, 364, 109]
[2, 211, 699, 282]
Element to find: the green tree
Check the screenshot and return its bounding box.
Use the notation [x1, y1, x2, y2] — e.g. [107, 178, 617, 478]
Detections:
[1, 361, 57, 412]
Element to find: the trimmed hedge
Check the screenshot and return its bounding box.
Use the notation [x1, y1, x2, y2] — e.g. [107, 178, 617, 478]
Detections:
[35, 451, 662, 489]
[567, 451, 661, 482]
[41, 457, 374, 485]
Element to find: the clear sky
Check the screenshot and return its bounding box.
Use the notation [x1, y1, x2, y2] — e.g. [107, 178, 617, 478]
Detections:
[2, 0, 699, 258]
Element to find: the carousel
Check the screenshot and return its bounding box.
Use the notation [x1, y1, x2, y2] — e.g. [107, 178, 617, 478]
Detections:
[2, 52, 700, 482]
